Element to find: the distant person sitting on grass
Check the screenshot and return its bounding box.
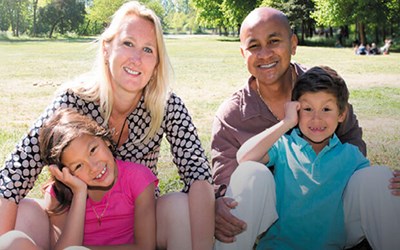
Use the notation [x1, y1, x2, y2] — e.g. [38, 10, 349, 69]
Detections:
[381, 38, 393, 55]
[235, 66, 400, 250]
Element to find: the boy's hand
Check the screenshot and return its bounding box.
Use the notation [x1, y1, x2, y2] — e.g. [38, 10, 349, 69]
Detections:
[49, 165, 87, 195]
[283, 101, 300, 128]
[389, 170, 400, 196]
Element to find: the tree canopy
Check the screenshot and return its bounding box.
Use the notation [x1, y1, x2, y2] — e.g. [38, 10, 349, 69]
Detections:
[0, 0, 398, 47]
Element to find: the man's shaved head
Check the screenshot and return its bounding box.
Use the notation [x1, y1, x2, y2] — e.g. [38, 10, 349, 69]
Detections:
[240, 7, 291, 43]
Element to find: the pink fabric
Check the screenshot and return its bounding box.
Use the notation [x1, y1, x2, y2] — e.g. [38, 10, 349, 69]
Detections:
[47, 160, 158, 246]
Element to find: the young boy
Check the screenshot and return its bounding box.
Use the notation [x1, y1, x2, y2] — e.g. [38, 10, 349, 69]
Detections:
[236, 66, 400, 250]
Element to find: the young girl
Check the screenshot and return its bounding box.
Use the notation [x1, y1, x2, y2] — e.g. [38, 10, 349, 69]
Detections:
[40, 108, 157, 250]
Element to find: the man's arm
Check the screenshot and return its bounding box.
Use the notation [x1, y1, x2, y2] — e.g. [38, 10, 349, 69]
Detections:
[211, 116, 241, 190]
[336, 104, 366, 155]
[211, 116, 248, 243]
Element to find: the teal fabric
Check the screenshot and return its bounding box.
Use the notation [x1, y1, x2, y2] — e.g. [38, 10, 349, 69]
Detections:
[257, 128, 369, 250]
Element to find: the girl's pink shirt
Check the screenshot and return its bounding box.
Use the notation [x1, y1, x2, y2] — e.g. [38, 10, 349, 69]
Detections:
[47, 160, 158, 245]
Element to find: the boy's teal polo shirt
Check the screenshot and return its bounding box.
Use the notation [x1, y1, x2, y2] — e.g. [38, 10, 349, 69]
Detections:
[257, 128, 369, 250]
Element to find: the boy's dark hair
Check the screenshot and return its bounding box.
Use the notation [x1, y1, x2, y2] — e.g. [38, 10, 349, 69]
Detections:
[292, 66, 349, 114]
[39, 108, 114, 214]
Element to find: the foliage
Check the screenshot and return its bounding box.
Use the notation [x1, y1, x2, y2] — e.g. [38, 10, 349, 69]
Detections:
[192, 0, 224, 30]
[86, 0, 165, 32]
[261, 0, 315, 44]
[0, 0, 398, 49]
[0, 0, 31, 36]
[164, 0, 198, 33]
[86, 0, 126, 27]
[37, 0, 86, 38]
[312, 0, 399, 44]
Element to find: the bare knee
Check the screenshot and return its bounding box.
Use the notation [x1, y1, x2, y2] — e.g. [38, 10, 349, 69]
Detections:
[0, 230, 41, 250]
[156, 192, 191, 249]
[15, 199, 49, 250]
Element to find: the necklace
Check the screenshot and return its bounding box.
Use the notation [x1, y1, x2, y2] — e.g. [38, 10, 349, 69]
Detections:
[256, 65, 297, 121]
[115, 116, 128, 147]
[256, 84, 280, 121]
[90, 193, 111, 226]
[110, 115, 128, 147]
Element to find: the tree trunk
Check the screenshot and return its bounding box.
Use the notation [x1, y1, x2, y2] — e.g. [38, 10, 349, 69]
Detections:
[358, 22, 366, 45]
[375, 26, 379, 44]
[32, 0, 39, 36]
[49, 22, 59, 38]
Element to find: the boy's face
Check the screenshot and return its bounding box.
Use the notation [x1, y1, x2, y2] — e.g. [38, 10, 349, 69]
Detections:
[298, 91, 346, 149]
[61, 134, 117, 190]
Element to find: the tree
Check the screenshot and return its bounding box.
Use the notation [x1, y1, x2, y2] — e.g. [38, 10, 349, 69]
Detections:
[0, 0, 30, 36]
[261, 0, 315, 44]
[87, 0, 165, 31]
[32, 0, 39, 36]
[312, 0, 398, 45]
[38, 0, 85, 38]
[192, 0, 225, 34]
[221, 0, 259, 35]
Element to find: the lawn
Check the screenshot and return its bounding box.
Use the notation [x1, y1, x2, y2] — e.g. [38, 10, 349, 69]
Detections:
[0, 35, 399, 198]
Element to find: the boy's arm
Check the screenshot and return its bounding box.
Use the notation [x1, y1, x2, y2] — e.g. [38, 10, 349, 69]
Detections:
[237, 102, 300, 164]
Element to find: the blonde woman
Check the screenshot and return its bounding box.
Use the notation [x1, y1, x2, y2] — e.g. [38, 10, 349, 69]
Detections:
[0, 1, 214, 249]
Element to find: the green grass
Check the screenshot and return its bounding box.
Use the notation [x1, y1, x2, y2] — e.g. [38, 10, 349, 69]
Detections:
[1, 35, 399, 198]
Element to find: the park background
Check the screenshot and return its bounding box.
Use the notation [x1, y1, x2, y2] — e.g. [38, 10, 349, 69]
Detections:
[0, 0, 399, 197]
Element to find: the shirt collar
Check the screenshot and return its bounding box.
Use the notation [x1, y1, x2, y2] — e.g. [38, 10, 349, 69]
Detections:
[291, 128, 341, 152]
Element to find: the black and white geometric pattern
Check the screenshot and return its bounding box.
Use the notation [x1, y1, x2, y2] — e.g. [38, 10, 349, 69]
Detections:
[1, 89, 212, 203]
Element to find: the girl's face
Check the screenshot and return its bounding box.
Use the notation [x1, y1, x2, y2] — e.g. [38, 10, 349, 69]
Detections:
[61, 134, 117, 189]
[298, 91, 346, 151]
[105, 14, 158, 97]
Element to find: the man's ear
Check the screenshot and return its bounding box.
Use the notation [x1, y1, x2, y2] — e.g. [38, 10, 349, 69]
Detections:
[240, 46, 245, 59]
[290, 34, 298, 56]
[338, 106, 348, 123]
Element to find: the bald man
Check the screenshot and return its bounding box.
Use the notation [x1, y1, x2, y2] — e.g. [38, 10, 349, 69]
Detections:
[211, 7, 367, 249]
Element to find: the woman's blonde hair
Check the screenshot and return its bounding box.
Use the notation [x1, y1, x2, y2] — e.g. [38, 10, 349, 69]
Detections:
[68, 1, 172, 142]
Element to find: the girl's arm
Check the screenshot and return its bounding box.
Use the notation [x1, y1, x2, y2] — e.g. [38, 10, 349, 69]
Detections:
[130, 182, 156, 250]
[85, 183, 157, 250]
[237, 101, 300, 164]
[46, 166, 87, 250]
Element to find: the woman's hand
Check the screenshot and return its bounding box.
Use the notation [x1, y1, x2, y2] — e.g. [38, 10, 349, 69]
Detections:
[49, 165, 87, 195]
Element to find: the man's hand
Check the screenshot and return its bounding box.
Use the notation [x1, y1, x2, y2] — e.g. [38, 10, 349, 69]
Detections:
[389, 170, 400, 196]
[215, 197, 247, 243]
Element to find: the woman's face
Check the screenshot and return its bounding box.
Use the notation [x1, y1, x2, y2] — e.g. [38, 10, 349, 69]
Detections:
[105, 14, 158, 97]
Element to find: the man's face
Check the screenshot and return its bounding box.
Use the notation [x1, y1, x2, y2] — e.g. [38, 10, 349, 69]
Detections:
[240, 13, 297, 86]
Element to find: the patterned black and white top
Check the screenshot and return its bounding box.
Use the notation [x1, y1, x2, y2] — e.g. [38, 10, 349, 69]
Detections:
[1, 89, 212, 203]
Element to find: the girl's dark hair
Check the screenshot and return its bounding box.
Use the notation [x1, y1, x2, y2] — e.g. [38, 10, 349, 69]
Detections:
[292, 66, 349, 114]
[39, 108, 113, 214]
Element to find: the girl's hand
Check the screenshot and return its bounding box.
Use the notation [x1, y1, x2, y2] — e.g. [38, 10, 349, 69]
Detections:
[49, 165, 87, 195]
[283, 101, 300, 128]
[389, 170, 400, 196]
